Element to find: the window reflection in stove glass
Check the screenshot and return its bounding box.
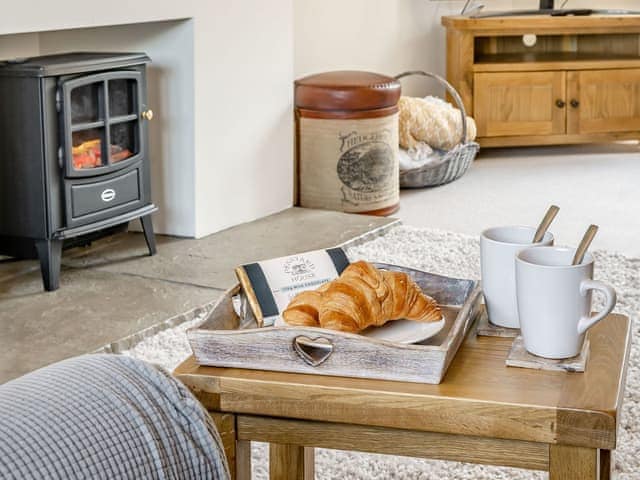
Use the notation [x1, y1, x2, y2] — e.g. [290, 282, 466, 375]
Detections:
[109, 79, 136, 117]
[72, 128, 105, 170]
[110, 122, 138, 163]
[71, 83, 102, 124]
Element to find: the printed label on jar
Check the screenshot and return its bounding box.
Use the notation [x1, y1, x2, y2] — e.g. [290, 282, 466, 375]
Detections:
[299, 114, 399, 213]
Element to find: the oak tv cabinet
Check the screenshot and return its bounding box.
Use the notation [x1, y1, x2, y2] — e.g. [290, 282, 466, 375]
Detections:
[442, 15, 640, 147]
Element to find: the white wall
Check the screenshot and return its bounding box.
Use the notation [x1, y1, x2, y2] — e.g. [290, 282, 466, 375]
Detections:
[0, 0, 294, 238]
[0, 33, 39, 59]
[190, 2, 295, 238]
[295, 0, 454, 96]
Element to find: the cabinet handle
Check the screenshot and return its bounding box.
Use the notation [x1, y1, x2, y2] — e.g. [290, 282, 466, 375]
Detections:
[570, 99, 580, 108]
[555, 99, 566, 108]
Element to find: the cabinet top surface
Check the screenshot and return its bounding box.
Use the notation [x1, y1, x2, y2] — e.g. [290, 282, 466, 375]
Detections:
[175, 313, 631, 446]
[442, 14, 640, 32]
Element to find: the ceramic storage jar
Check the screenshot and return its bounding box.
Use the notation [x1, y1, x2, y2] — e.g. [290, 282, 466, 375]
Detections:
[295, 71, 401, 216]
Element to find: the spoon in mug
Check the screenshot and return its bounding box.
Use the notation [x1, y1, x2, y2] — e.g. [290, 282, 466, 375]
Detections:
[532, 205, 560, 243]
[572, 224, 599, 265]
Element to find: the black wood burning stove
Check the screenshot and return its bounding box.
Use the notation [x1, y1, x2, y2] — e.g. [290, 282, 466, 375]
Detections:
[0, 52, 157, 291]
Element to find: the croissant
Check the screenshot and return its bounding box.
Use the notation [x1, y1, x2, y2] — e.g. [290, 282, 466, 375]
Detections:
[282, 261, 441, 333]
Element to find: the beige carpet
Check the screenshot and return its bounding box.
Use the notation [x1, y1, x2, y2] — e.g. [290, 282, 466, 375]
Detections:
[124, 225, 639, 479]
[398, 143, 640, 258]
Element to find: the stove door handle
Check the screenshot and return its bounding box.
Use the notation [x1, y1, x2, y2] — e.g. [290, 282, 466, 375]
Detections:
[57, 147, 64, 169]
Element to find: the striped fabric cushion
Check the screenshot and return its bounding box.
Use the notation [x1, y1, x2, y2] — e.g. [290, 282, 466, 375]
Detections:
[0, 354, 229, 480]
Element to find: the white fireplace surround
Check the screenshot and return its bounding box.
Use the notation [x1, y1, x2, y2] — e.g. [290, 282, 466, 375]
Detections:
[0, 1, 294, 238]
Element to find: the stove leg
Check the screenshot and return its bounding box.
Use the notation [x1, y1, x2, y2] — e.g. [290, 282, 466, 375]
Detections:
[35, 239, 62, 292]
[140, 214, 157, 256]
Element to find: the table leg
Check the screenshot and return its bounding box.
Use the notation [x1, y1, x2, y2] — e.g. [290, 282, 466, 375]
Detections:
[209, 412, 250, 480]
[269, 444, 314, 480]
[599, 449, 611, 480]
[549, 445, 598, 479]
[209, 412, 236, 478]
[236, 440, 252, 480]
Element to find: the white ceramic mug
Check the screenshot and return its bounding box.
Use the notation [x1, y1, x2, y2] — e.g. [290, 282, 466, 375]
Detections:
[516, 246, 617, 359]
[480, 226, 554, 328]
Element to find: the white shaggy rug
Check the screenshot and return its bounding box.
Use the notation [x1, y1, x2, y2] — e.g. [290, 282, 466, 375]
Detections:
[122, 226, 639, 479]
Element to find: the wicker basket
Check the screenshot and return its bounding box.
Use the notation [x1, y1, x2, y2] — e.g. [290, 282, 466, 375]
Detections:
[395, 71, 479, 188]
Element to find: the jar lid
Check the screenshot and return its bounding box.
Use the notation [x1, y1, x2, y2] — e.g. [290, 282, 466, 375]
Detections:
[295, 71, 401, 112]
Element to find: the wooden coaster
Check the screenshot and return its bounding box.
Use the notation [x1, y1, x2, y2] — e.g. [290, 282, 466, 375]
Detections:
[506, 336, 590, 373]
[476, 308, 520, 338]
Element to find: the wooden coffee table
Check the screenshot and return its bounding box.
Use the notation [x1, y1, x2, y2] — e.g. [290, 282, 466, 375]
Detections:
[175, 313, 631, 480]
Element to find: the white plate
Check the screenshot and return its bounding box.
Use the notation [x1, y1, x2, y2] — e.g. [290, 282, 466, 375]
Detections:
[361, 316, 446, 344]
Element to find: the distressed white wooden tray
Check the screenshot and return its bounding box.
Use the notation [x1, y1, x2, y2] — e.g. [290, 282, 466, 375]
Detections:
[188, 263, 482, 384]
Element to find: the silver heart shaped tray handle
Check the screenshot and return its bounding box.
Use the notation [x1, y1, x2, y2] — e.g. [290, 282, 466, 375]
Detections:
[293, 336, 334, 367]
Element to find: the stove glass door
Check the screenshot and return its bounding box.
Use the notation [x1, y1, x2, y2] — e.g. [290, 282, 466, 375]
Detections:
[61, 71, 144, 178]
[69, 80, 106, 171]
[107, 77, 141, 165]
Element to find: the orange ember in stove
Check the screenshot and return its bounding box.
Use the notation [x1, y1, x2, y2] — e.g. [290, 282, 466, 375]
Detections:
[72, 139, 133, 169]
[111, 144, 133, 163]
[72, 139, 101, 169]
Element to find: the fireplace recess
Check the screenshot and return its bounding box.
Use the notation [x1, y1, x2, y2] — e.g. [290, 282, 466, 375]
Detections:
[0, 52, 157, 291]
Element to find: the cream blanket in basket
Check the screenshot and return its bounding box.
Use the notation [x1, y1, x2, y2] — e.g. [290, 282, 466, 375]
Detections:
[399, 95, 477, 151]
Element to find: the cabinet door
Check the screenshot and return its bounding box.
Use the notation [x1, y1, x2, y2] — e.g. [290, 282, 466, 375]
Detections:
[567, 69, 640, 135]
[474, 72, 566, 137]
